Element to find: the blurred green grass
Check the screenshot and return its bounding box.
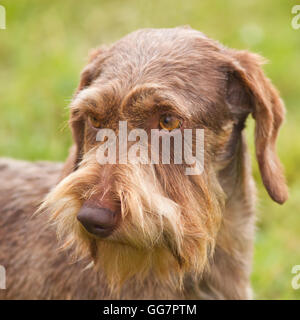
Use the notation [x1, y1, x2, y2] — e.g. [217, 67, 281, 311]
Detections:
[0, 0, 299, 299]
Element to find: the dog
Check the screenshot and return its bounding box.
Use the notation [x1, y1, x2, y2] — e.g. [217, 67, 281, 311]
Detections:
[0, 27, 288, 300]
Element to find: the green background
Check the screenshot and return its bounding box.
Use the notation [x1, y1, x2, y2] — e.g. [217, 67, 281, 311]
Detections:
[0, 0, 299, 299]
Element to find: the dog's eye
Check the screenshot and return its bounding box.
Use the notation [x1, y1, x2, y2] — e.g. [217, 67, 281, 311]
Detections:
[88, 114, 101, 129]
[159, 115, 182, 131]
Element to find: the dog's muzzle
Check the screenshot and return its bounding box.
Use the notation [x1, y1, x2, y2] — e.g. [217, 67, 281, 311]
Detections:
[77, 204, 119, 238]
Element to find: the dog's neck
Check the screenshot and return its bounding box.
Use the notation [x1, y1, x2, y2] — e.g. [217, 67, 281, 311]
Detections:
[192, 131, 256, 299]
[217, 130, 255, 205]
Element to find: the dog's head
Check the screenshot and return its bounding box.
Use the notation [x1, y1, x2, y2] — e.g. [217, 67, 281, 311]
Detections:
[41, 27, 288, 290]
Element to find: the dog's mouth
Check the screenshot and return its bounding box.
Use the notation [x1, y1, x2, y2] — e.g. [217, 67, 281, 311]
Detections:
[89, 225, 186, 269]
[88, 224, 115, 238]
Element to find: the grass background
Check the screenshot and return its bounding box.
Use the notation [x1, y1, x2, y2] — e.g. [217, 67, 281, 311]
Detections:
[0, 0, 299, 299]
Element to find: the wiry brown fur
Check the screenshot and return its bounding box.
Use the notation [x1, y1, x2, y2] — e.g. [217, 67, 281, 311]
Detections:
[0, 27, 288, 299]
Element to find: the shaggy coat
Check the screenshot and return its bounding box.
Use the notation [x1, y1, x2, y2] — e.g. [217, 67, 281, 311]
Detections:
[0, 27, 287, 299]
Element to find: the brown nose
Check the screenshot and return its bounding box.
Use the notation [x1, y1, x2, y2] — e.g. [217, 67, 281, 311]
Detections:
[77, 204, 119, 238]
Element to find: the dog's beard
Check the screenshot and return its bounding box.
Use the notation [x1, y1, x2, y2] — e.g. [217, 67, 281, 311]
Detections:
[39, 153, 225, 292]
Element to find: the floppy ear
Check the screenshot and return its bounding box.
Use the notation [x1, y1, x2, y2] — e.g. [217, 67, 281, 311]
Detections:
[226, 50, 288, 204]
[60, 47, 107, 180]
[60, 117, 85, 180]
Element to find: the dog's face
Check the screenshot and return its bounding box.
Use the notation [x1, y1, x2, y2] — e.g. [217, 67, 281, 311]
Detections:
[42, 27, 288, 290]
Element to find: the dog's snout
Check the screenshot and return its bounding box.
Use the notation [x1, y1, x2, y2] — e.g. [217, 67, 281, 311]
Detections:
[77, 204, 119, 238]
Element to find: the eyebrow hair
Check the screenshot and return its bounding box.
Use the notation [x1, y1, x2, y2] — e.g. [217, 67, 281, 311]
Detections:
[70, 87, 100, 110]
[71, 84, 192, 122]
[69, 87, 107, 120]
[121, 85, 191, 118]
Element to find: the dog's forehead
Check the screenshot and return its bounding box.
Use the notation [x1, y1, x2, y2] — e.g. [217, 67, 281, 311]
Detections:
[99, 28, 227, 99]
[102, 27, 224, 80]
[72, 28, 231, 129]
[114, 27, 210, 51]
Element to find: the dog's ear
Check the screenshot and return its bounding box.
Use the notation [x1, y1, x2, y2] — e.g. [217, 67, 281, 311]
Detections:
[60, 117, 85, 180]
[60, 47, 107, 180]
[225, 50, 288, 204]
